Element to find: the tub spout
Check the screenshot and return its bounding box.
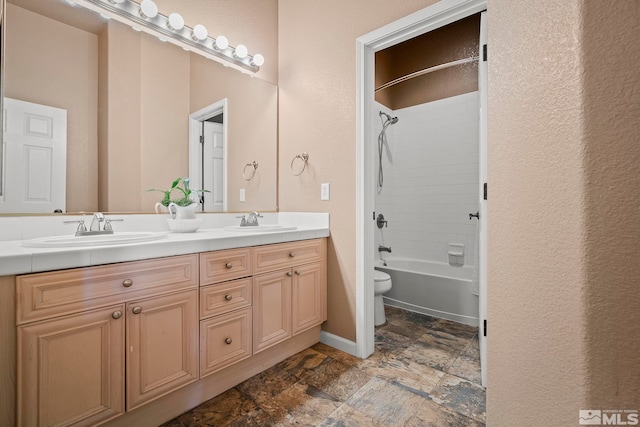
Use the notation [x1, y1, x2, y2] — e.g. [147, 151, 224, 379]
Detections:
[378, 245, 392, 253]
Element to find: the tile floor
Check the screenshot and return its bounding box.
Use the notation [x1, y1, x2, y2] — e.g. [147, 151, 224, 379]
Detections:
[163, 306, 485, 426]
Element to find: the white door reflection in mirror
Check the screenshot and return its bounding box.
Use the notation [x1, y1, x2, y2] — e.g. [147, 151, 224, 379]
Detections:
[202, 120, 224, 211]
[189, 99, 227, 212]
[2, 98, 66, 213]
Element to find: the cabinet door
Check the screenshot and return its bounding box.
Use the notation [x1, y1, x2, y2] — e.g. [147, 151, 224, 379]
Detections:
[200, 307, 252, 378]
[292, 262, 326, 335]
[252, 269, 292, 353]
[18, 305, 125, 427]
[126, 289, 199, 410]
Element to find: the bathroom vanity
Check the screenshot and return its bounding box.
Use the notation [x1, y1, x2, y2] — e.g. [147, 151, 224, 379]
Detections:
[0, 213, 329, 426]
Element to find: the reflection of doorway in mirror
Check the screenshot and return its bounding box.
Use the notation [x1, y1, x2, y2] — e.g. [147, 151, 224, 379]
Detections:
[188, 98, 227, 212]
[202, 119, 224, 211]
[1, 98, 67, 213]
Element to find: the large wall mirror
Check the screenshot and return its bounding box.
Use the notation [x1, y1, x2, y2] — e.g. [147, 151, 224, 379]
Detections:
[1, 0, 277, 214]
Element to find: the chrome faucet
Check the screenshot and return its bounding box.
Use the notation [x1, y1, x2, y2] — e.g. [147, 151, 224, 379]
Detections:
[89, 212, 105, 232]
[378, 245, 392, 253]
[65, 213, 123, 236]
[236, 211, 263, 227]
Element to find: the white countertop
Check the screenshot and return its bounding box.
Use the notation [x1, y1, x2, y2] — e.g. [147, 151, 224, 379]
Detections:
[0, 212, 329, 276]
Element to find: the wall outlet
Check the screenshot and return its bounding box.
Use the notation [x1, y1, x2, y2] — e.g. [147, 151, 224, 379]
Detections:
[240, 188, 245, 202]
[321, 183, 330, 201]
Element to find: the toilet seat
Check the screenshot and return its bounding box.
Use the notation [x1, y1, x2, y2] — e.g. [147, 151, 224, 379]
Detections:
[374, 270, 390, 282]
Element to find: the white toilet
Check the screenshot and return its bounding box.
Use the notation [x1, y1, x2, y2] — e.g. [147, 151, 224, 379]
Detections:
[373, 270, 393, 326]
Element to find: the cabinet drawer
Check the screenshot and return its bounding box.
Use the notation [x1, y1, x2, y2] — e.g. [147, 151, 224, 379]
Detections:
[16, 255, 198, 325]
[200, 248, 252, 285]
[200, 307, 252, 378]
[252, 239, 325, 274]
[200, 278, 252, 320]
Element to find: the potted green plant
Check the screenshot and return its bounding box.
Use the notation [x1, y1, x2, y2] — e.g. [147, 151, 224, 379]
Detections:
[149, 178, 208, 216]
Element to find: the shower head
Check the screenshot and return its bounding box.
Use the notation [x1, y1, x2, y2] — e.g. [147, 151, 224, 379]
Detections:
[379, 111, 399, 126]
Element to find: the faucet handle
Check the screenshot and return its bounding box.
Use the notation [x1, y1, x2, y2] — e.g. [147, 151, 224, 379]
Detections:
[64, 219, 87, 235]
[236, 215, 247, 226]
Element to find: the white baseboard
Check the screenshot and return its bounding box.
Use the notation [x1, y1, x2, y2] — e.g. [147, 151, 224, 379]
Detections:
[319, 330, 358, 357]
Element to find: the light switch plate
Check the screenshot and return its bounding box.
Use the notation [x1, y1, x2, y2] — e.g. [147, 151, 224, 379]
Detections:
[240, 188, 245, 202]
[321, 183, 330, 201]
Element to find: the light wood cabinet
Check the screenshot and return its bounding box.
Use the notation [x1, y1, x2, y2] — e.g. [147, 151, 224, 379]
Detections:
[16, 255, 198, 426]
[252, 239, 327, 354]
[292, 261, 327, 335]
[13, 239, 326, 426]
[18, 305, 125, 427]
[200, 307, 252, 377]
[126, 289, 199, 410]
[252, 269, 293, 353]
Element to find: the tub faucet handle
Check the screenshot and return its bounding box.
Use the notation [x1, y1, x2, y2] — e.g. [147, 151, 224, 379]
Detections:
[376, 213, 388, 229]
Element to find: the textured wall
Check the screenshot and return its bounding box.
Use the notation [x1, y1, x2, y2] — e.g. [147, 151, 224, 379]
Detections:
[278, 0, 438, 341]
[581, 0, 640, 410]
[486, 1, 588, 425]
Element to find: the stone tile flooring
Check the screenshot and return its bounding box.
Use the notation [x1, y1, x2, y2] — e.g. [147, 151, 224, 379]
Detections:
[163, 306, 485, 426]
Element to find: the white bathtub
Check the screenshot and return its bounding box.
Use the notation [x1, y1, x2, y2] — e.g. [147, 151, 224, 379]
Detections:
[376, 257, 479, 326]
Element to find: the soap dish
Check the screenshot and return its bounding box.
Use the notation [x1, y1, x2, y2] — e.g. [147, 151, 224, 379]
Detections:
[166, 218, 203, 233]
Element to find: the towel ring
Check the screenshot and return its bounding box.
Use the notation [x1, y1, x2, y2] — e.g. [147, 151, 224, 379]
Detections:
[243, 161, 259, 181]
[290, 152, 309, 176]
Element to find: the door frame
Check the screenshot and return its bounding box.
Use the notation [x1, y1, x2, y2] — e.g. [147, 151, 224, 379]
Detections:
[355, 0, 487, 366]
[188, 99, 228, 211]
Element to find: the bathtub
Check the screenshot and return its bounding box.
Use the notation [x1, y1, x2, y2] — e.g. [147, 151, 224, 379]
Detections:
[376, 257, 479, 326]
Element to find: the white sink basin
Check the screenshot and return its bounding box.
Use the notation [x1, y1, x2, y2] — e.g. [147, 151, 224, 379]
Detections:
[23, 232, 167, 248]
[224, 225, 297, 233]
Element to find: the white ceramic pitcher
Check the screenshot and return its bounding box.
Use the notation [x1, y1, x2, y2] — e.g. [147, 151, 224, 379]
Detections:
[168, 202, 197, 220]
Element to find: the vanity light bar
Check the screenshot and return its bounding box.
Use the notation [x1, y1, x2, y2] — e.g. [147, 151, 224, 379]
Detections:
[76, 0, 262, 73]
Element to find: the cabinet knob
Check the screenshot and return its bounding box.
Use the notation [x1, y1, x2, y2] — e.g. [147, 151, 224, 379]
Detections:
[112, 311, 122, 319]
[132, 306, 142, 315]
[225, 337, 233, 345]
[122, 279, 133, 288]
[225, 262, 233, 269]
[295, 270, 302, 275]
[224, 294, 233, 301]
[289, 252, 295, 258]
[286, 271, 292, 277]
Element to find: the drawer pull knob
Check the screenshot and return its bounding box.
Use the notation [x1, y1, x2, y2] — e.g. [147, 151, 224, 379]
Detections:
[224, 294, 233, 301]
[132, 306, 142, 315]
[295, 270, 302, 275]
[225, 338, 233, 345]
[112, 311, 122, 319]
[122, 279, 133, 288]
[286, 271, 292, 277]
[289, 252, 295, 257]
[225, 262, 233, 269]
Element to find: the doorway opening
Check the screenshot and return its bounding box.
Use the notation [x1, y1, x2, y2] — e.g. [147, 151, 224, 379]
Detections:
[355, 0, 487, 387]
[188, 99, 228, 212]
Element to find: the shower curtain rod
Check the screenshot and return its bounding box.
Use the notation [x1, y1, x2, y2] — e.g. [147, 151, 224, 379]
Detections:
[375, 56, 479, 92]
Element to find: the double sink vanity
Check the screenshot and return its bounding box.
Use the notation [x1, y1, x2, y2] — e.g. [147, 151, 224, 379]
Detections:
[0, 212, 329, 426]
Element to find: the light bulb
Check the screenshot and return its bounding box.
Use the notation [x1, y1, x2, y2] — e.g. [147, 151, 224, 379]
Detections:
[167, 13, 184, 31]
[214, 36, 229, 50]
[140, 0, 158, 19]
[251, 54, 264, 67]
[234, 44, 248, 59]
[192, 24, 208, 41]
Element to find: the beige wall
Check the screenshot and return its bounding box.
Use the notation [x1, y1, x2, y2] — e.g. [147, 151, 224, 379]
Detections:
[581, 0, 640, 411]
[5, 4, 98, 212]
[278, 0, 438, 341]
[487, 0, 640, 424]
